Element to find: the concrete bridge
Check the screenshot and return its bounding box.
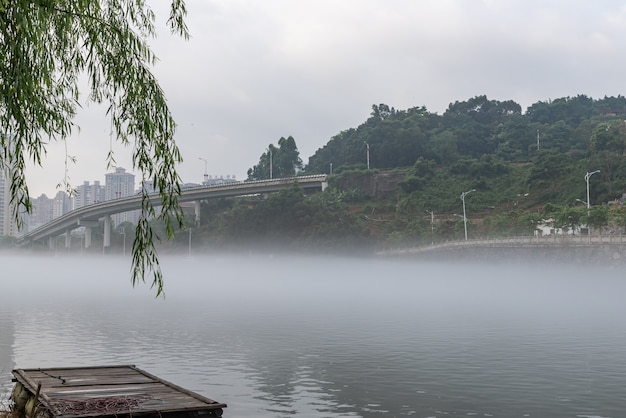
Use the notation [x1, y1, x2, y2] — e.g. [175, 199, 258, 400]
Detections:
[16, 175, 328, 250]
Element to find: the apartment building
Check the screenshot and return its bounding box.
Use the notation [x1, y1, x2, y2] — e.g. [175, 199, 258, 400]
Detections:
[105, 167, 138, 226]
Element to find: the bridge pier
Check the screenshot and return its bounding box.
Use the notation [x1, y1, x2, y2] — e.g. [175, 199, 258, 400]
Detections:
[77, 220, 99, 249]
[85, 227, 92, 248]
[65, 229, 71, 249]
[103, 215, 111, 252]
[195, 201, 201, 226]
[48, 236, 55, 250]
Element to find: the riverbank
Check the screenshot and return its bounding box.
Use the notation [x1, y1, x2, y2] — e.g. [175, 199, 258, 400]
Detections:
[379, 236, 626, 265]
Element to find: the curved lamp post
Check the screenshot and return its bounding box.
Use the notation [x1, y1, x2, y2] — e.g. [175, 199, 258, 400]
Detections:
[584, 170, 600, 209]
[460, 189, 476, 241]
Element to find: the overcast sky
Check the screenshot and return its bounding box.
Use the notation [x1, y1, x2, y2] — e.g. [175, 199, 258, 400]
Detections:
[25, 0, 626, 197]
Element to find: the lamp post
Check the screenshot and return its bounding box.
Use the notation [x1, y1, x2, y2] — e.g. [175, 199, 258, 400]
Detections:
[584, 170, 600, 209]
[364, 141, 370, 170]
[198, 157, 208, 183]
[460, 189, 476, 241]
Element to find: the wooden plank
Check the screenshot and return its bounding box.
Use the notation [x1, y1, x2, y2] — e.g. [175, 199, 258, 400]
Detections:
[13, 376, 156, 389]
[12, 366, 226, 418]
[130, 366, 223, 405]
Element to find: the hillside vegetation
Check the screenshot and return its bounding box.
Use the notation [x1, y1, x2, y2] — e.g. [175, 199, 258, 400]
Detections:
[171, 95, 626, 251]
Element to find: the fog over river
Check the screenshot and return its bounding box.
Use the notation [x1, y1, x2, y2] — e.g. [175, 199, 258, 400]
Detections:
[1, 253, 626, 417]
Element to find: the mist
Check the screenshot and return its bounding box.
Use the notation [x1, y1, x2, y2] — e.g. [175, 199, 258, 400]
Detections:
[2, 253, 625, 417]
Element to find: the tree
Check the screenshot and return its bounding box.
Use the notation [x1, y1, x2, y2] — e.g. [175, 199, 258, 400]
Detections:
[590, 121, 626, 195]
[553, 206, 585, 234]
[275, 136, 303, 177]
[247, 145, 275, 180]
[247, 136, 302, 180]
[0, 1, 189, 296]
[585, 205, 609, 235]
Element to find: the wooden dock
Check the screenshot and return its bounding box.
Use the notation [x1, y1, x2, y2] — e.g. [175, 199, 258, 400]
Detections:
[11, 365, 226, 418]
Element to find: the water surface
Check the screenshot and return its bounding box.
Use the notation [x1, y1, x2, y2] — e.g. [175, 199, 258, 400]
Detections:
[1, 254, 625, 417]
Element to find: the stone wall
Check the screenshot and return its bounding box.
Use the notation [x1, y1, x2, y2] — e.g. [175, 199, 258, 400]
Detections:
[394, 244, 626, 266]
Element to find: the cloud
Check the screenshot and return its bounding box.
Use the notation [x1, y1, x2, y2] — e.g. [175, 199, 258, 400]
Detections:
[24, 0, 626, 196]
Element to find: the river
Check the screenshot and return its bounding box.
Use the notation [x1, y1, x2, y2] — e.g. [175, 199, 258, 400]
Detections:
[1, 253, 625, 417]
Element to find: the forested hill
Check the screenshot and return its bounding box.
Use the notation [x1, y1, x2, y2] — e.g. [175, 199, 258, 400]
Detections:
[114, 94, 626, 253]
[306, 95, 626, 185]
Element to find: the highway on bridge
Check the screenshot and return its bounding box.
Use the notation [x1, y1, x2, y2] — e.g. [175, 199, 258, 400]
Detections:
[16, 175, 328, 247]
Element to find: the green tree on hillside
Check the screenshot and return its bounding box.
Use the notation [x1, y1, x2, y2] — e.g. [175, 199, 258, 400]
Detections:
[590, 120, 626, 195]
[0, 1, 188, 295]
[274, 136, 303, 177]
[247, 136, 303, 180]
[585, 205, 609, 234]
[526, 95, 593, 126]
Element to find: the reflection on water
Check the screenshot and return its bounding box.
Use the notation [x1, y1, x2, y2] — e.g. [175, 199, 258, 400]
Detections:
[1, 253, 626, 417]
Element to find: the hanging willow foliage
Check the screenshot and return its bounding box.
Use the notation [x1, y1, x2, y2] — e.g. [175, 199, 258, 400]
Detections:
[0, 0, 189, 296]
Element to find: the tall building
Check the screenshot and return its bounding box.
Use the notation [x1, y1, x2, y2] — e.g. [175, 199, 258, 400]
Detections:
[105, 167, 137, 226]
[22, 190, 71, 233]
[53, 191, 72, 218]
[28, 194, 54, 231]
[105, 167, 135, 200]
[74, 180, 105, 209]
[0, 167, 21, 237]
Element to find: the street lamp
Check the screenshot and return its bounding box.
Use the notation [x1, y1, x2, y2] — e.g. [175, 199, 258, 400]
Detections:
[460, 189, 476, 241]
[364, 141, 370, 170]
[584, 170, 600, 209]
[198, 157, 208, 183]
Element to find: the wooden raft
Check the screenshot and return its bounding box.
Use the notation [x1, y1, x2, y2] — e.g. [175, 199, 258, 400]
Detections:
[11, 365, 226, 418]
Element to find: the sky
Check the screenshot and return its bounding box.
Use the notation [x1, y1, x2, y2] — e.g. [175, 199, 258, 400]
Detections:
[24, 0, 626, 197]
